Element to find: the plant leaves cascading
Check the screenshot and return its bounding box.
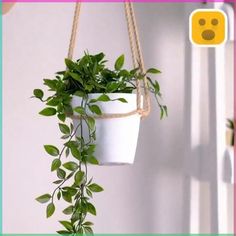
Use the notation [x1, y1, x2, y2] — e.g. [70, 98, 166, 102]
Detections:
[33, 52, 167, 234]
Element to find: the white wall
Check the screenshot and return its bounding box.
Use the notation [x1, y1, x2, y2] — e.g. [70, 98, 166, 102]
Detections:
[3, 2, 230, 234]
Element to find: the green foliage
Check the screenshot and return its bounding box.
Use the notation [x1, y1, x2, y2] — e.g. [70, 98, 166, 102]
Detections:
[227, 119, 235, 146]
[227, 119, 234, 130]
[51, 159, 61, 171]
[89, 105, 102, 115]
[63, 206, 74, 215]
[47, 202, 55, 218]
[33, 89, 44, 100]
[115, 54, 125, 70]
[59, 123, 70, 135]
[63, 162, 79, 171]
[74, 171, 85, 186]
[33, 52, 167, 234]
[39, 107, 57, 116]
[88, 183, 103, 192]
[86, 202, 96, 216]
[44, 145, 59, 157]
[36, 194, 51, 203]
[146, 68, 161, 74]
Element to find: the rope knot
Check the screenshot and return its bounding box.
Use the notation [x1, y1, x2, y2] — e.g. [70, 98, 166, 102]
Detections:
[137, 109, 144, 115]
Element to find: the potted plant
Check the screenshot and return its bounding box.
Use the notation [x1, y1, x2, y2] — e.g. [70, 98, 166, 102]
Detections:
[33, 52, 167, 234]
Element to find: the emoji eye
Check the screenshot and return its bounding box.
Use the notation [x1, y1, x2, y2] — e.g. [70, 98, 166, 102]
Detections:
[211, 18, 219, 25]
[199, 18, 206, 26]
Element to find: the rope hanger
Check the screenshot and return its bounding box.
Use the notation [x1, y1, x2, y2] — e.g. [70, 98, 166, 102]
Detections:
[68, 2, 151, 119]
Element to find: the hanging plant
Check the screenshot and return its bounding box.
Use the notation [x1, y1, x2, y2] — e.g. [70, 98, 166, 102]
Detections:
[33, 52, 167, 234]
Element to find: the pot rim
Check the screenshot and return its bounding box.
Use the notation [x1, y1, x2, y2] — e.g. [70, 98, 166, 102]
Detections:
[72, 92, 139, 96]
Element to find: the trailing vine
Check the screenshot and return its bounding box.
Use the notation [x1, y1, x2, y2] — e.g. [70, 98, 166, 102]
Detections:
[33, 52, 167, 234]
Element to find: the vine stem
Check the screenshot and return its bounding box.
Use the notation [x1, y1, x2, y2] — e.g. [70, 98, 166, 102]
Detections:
[58, 122, 82, 160]
[51, 178, 68, 204]
[75, 99, 86, 231]
[51, 121, 82, 204]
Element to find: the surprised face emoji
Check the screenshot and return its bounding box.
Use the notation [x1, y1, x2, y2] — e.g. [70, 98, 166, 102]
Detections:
[190, 9, 227, 46]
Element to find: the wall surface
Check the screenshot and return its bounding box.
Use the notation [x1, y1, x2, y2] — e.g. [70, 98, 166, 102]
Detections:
[3, 2, 231, 234]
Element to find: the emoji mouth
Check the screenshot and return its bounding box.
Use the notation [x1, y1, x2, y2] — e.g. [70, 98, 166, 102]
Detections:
[201, 30, 215, 40]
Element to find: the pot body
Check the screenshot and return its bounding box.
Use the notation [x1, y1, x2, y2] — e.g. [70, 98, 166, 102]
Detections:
[71, 93, 142, 165]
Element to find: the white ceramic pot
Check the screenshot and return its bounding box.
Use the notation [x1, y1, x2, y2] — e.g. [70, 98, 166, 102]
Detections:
[71, 93, 142, 165]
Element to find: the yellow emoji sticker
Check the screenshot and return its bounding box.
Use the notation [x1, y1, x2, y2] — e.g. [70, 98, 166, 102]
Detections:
[190, 9, 227, 46]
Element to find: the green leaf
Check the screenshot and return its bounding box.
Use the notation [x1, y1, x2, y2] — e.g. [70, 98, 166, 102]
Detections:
[58, 114, 66, 122]
[86, 202, 96, 216]
[63, 162, 79, 171]
[88, 183, 104, 192]
[57, 230, 71, 235]
[74, 91, 86, 98]
[65, 141, 78, 149]
[96, 94, 111, 102]
[86, 189, 93, 198]
[62, 187, 77, 196]
[85, 84, 94, 92]
[89, 99, 97, 103]
[57, 168, 66, 179]
[53, 180, 63, 184]
[130, 67, 139, 75]
[46, 98, 59, 106]
[65, 147, 70, 157]
[39, 107, 56, 116]
[83, 221, 94, 226]
[43, 79, 57, 90]
[119, 69, 130, 77]
[44, 145, 59, 157]
[77, 228, 84, 234]
[89, 105, 102, 115]
[87, 144, 96, 155]
[46, 203, 55, 218]
[71, 211, 80, 222]
[107, 82, 120, 92]
[68, 72, 83, 84]
[154, 81, 160, 93]
[115, 54, 125, 70]
[62, 191, 72, 203]
[74, 171, 85, 186]
[146, 68, 161, 74]
[65, 58, 77, 70]
[51, 159, 61, 171]
[57, 191, 61, 200]
[33, 89, 44, 99]
[95, 52, 105, 62]
[61, 134, 70, 140]
[70, 147, 81, 160]
[87, 156, 99, 165]
[36, 194, 51, 203]
[160, 107, 164, 120]
[87, 117, 95, 130]
[59, 221, 73, 231]
[117, 98, 128, 103]
[62, 206, 73, 215]
[59, 123, 70, 135]
[163, 105, 168, 117]
[84, 226, 94, 234]
[74, 106, 85, 115]
[70, 123, 74, 132]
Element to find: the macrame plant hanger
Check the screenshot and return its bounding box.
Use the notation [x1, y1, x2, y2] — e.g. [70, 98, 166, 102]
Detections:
[68, 2, 151, 119]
